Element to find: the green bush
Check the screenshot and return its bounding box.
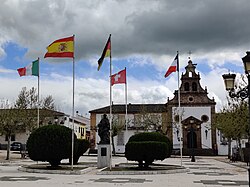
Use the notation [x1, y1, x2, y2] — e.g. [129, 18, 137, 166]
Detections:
[125, 132, 172, 168]
[71, 139, 90, 164]
[27, 125, 75, 167]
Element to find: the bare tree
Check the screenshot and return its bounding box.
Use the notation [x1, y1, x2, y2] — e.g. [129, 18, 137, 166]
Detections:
[15, 87, 56, 110]
[111, 114, 124, 155]
[41, 95, 55, 110]
[133, 105, 163, 131]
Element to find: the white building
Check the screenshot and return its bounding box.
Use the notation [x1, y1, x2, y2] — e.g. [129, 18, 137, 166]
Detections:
[89, 59, 246, 156]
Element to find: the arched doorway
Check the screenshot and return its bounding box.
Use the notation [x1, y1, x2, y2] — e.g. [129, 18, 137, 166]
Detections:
[181, 116, 202, 149]
[187, 131, 197, 148]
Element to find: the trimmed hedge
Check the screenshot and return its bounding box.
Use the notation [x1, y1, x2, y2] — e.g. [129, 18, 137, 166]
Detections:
[27, 125, 75, 167]
[125, 132, 172, 168]
[71, 139, 90, 164]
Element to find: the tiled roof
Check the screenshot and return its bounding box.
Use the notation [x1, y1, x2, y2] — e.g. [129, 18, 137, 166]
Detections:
[0, 108, 65, 117]
[89, 103, 168, 114]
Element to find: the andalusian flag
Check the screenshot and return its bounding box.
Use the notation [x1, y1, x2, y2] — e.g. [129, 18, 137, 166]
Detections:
[17, 59, 39, 77]
[98, 35, 111, 71]
[44, 36, 74, 58]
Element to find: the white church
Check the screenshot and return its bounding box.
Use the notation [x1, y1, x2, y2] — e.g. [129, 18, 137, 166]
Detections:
[89, 59, 231, 156]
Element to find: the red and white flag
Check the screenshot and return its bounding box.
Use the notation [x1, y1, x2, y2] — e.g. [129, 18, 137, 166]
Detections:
[164, 54, 179, 78]
[111, 68, 126, 86]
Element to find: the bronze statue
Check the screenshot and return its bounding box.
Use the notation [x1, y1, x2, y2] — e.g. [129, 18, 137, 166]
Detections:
[98, 114, 110, 144]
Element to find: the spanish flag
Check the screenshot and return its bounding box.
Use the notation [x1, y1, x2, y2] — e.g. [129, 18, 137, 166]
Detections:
[44, 36, 74, 58]
[98, 35, 111, 71]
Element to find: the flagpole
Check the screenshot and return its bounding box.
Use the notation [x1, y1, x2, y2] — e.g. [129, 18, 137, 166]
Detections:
[109, 34, 112, 171]
[37, 57, 40, 129]
[177, 51, 183, 166]
[125, 67, 128, 131]
[71, 35, 75, 170]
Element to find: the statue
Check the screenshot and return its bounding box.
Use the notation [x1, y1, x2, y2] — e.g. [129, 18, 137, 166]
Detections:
[98, 114, 110, 144]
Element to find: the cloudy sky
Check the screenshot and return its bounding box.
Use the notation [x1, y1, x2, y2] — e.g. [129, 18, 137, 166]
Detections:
[1, 0, 250, 117]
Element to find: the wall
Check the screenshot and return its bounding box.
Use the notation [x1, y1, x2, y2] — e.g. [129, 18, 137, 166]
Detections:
[172, 106, 212, 149]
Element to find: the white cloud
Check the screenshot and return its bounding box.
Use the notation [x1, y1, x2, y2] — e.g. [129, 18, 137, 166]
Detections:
[1, 0, 250, 115]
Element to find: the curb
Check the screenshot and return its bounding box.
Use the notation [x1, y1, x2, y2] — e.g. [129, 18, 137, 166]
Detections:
[18, 165, 95, 175]
[97, 167, 188, 175]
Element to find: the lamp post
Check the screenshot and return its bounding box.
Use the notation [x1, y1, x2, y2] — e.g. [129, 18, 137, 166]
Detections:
[222, 51, 250, 187]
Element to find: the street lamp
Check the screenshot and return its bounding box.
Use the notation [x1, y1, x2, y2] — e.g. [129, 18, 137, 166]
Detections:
[222, 51, 250, 187]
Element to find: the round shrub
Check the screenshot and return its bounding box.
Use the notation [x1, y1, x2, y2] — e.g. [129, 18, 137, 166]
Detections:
[27, 125, 75, 167]
[125, 132, 173, 168]
[71, 139, 90, 164]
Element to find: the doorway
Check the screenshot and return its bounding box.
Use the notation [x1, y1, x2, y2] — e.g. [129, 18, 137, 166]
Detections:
[187, 131, 197, 148]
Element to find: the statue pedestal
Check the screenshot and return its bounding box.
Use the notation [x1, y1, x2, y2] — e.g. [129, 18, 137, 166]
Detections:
[97, 144, 111, 169]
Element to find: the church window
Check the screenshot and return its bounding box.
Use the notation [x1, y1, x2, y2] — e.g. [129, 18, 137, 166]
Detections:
[174, 115, 179, 123]
[189, 72, 192, 77]
[188, 96, 194, 102]
[192, 82, 197, 91]
[201, 115, 209, 122]
[184, 82, 189, 91]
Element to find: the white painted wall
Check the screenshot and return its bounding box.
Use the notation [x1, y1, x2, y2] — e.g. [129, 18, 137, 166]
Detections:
[172, 106, 212, 149]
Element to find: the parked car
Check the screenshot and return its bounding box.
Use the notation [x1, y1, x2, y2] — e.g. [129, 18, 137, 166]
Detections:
[10, 142, 22, 151]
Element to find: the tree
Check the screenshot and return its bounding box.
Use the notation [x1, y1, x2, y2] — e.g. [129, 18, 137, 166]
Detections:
[27, 125, 74, 167]
[133, 105, 163, 131]
[111, 114, 124, 155]
[14, 87, 28, 109]
[41, 95, 55, 110]
[215, 75, 250, 158]
[15, 87, 56, 110]
[0, 87, 57, 160]
[0, 108, 34, 160]
[215, 99, 248, 158]
[125, 132, 172, 168]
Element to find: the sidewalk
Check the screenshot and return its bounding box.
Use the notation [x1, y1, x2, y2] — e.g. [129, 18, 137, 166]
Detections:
[0, 151, 249, 187]
[0, 150, 25, 161]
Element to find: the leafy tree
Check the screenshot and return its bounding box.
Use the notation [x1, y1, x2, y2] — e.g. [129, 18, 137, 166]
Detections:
[125, 132, 172, 168]
[215, 75, 250, 158]
[70, 139, 90, 164]
[0, 108, 34, 160]
[215, 99, 248, 158]
[27, 125, 74, 167]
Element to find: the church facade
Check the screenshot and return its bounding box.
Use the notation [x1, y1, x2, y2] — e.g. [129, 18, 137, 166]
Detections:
[166, 59, 216, 155]
[89, 59, 221, 155]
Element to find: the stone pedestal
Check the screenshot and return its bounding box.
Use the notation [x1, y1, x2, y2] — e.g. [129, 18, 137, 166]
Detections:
[97, 144, 111, 169]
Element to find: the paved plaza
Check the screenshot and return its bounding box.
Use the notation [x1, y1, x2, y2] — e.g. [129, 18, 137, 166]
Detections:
[0, 150, 249, 187]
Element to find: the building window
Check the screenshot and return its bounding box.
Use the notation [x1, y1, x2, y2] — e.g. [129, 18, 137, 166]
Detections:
[192, 82, 197, 91]
[184, 82, 190, 91]
[188, 96, 194, 102]
[201, 115, 209, 122]
[189, 72, 192, 77]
